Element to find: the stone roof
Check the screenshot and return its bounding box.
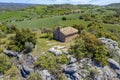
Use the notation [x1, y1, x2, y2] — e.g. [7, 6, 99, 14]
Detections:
[60, 27, 78, 36]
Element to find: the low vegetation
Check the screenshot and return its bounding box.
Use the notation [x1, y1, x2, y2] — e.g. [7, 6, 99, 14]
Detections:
[7, 28, 36, 52]
[0, 3, 120, 80]
[69, 32, 108, 66]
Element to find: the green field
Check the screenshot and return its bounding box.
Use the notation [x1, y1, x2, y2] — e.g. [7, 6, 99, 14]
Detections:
[12, 13, 88, 29]
[0, 4, 118, 30]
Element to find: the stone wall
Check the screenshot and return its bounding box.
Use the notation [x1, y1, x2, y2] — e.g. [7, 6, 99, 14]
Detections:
[53, 28, 78, 42]
[65, 33, 78, 42]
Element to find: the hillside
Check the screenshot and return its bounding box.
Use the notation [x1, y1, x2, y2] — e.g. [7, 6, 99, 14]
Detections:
[0, 3, 120, 80]
[0, 2, 37, 10]
[106, 3, 120, 8]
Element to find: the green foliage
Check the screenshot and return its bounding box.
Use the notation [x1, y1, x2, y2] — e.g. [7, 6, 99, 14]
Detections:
[0, 53, 12, 74]
[69, 32, 108, 66]
[40, 28, 53, 40]
[62, 16, 67, 21]
[69, 37, 86, 59]
[0, 25, 7, 33]
[27, 72, 41, 80]
[0, 30, 6, 38]
[8, 29, 36, 51]
[6, 25, 19, 33]
[56, 54, 69, 64]
[35, 53, 57, 70]
[5, 66, 19, 79]
[25, 42, 34, 53]
[56, 73, 66, 80]
[35, 52, 69, 73]
[72, 24, 84, 34]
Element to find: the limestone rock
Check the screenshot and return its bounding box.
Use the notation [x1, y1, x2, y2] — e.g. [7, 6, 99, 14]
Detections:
[108, 59, 120, 70]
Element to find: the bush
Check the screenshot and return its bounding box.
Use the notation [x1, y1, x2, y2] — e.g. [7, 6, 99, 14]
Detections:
[27, 72, 41, 80]
[5, 66, 19, 79]
[25, 42, 34, 53]
[69, 32, 108, 66]
[62, 17, 67, 21]
[34, 53, 57, 70]
[0, 53, 12, 74]
[6, 25, 19, 33]
[35, 53, 68, 73]
[0, 25, 7, 33]
[56, 73, 66, 80]
[0, 30, 6, 38]
[56, 54, 69, 64]
[72, 24, 84, 34]
[8, 29, 36, 51]
[69, 37, 86, 59]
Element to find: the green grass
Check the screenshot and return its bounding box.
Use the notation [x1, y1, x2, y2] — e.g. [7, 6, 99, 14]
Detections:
[10, 7, 118, 30]
[0, 11, 29, 21]
[31, 31, 74, 56]
[12, 13, 88, 29]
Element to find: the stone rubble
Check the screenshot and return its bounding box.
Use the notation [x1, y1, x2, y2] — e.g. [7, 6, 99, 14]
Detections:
[48, 45, 68, 56]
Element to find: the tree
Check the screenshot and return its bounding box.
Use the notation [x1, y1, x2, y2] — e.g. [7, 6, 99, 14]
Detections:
[69, 32, 108, 66]
[72, 24, 84, 34]
[69, 37, 86, 59]
[0, 53, 12, 74]
[6, 25, 19, 33]
[62, 17, 67, 21]
[8, 29, 36, 52]
[25, 42, 34, 53]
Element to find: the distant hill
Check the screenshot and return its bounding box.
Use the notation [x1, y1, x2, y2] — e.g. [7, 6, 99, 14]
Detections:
[106, 3, 120, 8]
[0, 2, 119, 11]
[0, 2, 37, 10]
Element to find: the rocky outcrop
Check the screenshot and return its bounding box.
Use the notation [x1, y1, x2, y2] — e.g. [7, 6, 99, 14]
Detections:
[69, 57, 77, 64]
[63, 63, 78, 74]
[38, 70, 54, 80]
[48, 45, 68, 56]
[108, 58, 120, 78]
[99, 38, 118, 48]
[3, 49, 35, 79]
[3, 41, 120, 80]
[62, 58, 120, 80]
[99, 38, 120, 63]
[4, 49, 18, 57]
[108, 59, 120, 70]
[48, 44, 120, 80]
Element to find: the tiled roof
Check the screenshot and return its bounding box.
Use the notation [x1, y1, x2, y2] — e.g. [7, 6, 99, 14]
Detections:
[60, 27, 78, 36]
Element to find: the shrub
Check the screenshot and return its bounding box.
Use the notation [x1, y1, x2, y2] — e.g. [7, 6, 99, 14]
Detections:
[5, 66, 19, 79]
[27, 72, 41, 80]
[0, 25, 7, 33]
[69, 32, 108, 66]
[56, 54, 69, 64]
[8, 29, 36, 51]
[6, 25, 19, 33]
[69, 37, 86, 59]
[25, 42, 34, 53]
[72, 24, 84, 34]
[34, 53, 57, 70]
[0, 53, 12, 74]
[0, 30, 6, 38]
[62, 17, 67, 21]
[56, 73, 66, 80]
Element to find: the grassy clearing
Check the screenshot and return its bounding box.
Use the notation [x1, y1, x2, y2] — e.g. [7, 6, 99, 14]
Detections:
[31, 31, 74, 56]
